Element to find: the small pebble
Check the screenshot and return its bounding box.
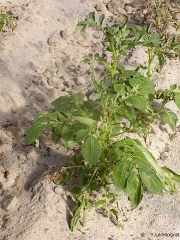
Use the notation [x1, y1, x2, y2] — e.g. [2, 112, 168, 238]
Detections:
[175, 13, 180, 21]
[77, 39, 90, 47]
[107, 1, 119, 15]
[77, 76, 86, 85]
[47, 34, 58, 47]
[125, 6, 133, 14]
[47, 77, 64, 89]
[95, 3, 106, 12]
[60, 29, 68, 40]
[53, 186, 62, 194]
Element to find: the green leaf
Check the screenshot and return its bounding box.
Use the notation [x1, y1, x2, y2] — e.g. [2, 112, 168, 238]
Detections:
[135, 28, 146, 41]
[140, 171, 163, 195]
[83, 209, 88, 227]
[51, 95, 76, 112]
[162, 109, 178, 131]
[129, 78, 155, 95]
[95, 200, 106, 208]
[76, 128, 90, 142]
[81, 135, 102, 165]
[133, 154, 154, 172]
[121, 138, 163, 177]
[88, 12, 95, 21]
[174, 92, 180, 109]
[73, 116, 95, 127]
[114, 84, 127, 96]
[162, 167, 180, 183]
[149, 33, 160, 47]
[61, 125, 74, 141]
[127, 96, 147, 113]
[51, 123, 62, 144]
[125, 171, 143, 208]
[99, 14, 105, 25]
[118, 103, 136, 122]
[51, 93, 84, 112]
[164, 176, 178, 194]
[157, 49, 166, 69]
[70, 187, 82, 194]
[82, 100, 101, 121]
[113, 160, 132, 190]
[70, 206, 81, 231]
[26, 122, 46, 145]
[64, 140, 77, 149]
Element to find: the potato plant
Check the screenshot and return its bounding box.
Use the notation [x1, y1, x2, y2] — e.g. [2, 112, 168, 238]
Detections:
[26, 12, 180, 231]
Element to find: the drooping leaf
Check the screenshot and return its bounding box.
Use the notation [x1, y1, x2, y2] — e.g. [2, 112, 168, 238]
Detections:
[121, 138, 163, 176]
[164, 176, 178, 194]
[125, 171, 143, 208]
[162, 109, 178, 131]
[174, 92, 180, 109]
[162, 167, 180, 183]
[113, 160, 132, 190]
[140, 171, 163, 195]
[26, 122, 46, 144]
[81, 135, 102, 165]
[156, 49, 166, 69]
[133, 154, 154, 172]
[70, 206, 81, 231]
[51, 122, 62, 144]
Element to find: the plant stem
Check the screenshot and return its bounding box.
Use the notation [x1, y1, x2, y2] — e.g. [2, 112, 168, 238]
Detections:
[109, 37, 118, 85]
[147, 47, 155, 79]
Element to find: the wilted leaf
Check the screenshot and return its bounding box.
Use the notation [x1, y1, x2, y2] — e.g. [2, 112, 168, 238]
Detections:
[140, 171, 163, 195]
[125, 171, 143, 208]
[174, 92, 180, 109]
[162, 167, 180, 183]
[162, 109, 178, 131]
[113, 160, 132, 190]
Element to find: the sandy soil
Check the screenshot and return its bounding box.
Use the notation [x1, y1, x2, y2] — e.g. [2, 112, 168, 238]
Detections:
[0, 0, 180, 239]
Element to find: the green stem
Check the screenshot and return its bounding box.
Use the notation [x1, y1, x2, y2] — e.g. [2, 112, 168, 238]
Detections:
[109, 37, 118, 86]
[147, 47, 156, 79]
[156, 98, 168, 113]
